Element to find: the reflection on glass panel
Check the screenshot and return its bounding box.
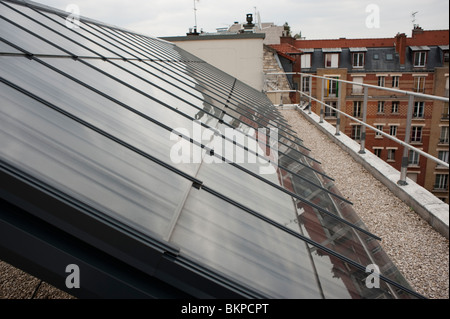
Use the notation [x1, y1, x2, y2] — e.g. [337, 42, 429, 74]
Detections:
[0, 11, 66, 55]
[0, 57, 202, 176]
[0, 83, 191, 240]
[171, 189, 322, 298]
[0, 2, 97, 57]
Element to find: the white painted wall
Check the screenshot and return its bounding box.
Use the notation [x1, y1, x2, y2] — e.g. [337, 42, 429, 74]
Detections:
[171, 38, 264, 91]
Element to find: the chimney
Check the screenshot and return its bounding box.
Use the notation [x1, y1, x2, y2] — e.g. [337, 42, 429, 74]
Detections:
[395, 32, 407, 65]
[412, 25, 424, 38]
[242, 13, 255, 32]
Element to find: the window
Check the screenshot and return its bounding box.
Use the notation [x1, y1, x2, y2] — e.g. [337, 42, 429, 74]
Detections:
[443, 103, 449, 120]
[324, 101, 337, 118]
[352, 77, 364, 95]
[374, 148, 382, 158]
[392, 101, 399, 113]
[325, 53, 339, 68]
[413, 102, 424, 118]
[375, 125, 383, 137]
[377, 101, 385, 113]
[445, 77, 449, 98]
[408, 151, 420, 166]
[385, 53, 393, 61]
[301, 54, 311, 69]
[352, 125, 362, 140]
[434, 174, 449, 190]
[413, 77, 426, 93]
[440, 126, 449, 144]
[377, 76, 385, 87]
[301, 77, 311, 93]
[411, 126, 422, 143]
[373, 53, 379, 60]
[352, 53, 365, 68]
[414, 51, 427, 67]
[392, 76, 400, 88]
[387, 149, 396, 161]
[390, 125, 398, 136]
[353, 101, 362, 118]
[438, 150, 449, 166]
[325, 77, 339, 97]
[444, 51, 449, 63]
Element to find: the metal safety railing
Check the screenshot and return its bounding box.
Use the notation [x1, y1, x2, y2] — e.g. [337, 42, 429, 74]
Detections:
[264, 72, 450, 186]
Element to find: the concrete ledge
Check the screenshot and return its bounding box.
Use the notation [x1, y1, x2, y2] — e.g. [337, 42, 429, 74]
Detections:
[295, 106, 449, 239]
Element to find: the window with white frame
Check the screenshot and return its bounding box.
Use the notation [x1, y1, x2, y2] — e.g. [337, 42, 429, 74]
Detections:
[377, 76, 385, 87]
[413, 101, 425, 118]
[325, 53, 339, 68]
[391, 76, 400, 88]
[324, 101, 338, 118]
[443, 103, 449, 120]
[391, 101, 399, 113]
[434, 174, 449, 190]
[301, 54, 311, 69]
[411, 126, 423, 143]
[445, 76, 449, 98]
[438, 150, 449, 166]
[353, 101, 362, 118]
[440, 126, 449, 144]
[301, 76, 311, 92]
[389, 125, 398, 136]
[352, 76, 364, 94]
[374, 148, 382, 158]
[413, 76, 426, 92]
[444, 50, 449, 63]
[377, 101, 385, 113]
[414, 51, 427, 67]
[375, 125, 384, 137]
[352, 52, 365, 68]
[325, 77, 339, 97]
[352, 125, 361, 140]
[387, 149, 396, 161]
[408, 150, 420, 166]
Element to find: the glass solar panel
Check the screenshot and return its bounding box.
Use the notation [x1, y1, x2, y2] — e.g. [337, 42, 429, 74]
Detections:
[0, 0, 421, 299]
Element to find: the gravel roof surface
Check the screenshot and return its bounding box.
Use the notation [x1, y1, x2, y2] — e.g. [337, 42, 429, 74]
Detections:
[281, 109, 449, 299]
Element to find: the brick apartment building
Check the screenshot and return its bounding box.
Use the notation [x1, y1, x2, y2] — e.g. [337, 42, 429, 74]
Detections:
[270, 26, 449, 202]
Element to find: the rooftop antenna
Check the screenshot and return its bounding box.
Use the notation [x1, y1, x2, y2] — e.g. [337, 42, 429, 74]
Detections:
[411, 11, 419, 28]
[194, 0, 199, 31]
[188, 0, 200, 35]
[254, 6, 262, 30]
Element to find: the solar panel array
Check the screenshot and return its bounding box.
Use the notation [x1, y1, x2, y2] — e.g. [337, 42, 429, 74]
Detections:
[0, 0, 422, 298]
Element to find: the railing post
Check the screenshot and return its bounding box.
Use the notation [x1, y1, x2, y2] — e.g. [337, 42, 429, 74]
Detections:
[336, 80, 342, 136]
[320, 78, 325, 123]
[398, 95, 415, 185]
[300, 73, 303, 107]
[359, 86, 368, 154]
[308, 75, 312, 114]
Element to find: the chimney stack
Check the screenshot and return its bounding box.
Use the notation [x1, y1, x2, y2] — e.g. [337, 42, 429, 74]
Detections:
[395, 32, 407, 65]
[242, 13, 255, 32]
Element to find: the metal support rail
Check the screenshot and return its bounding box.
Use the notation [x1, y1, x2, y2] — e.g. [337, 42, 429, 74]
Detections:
[264, 72, 450, 186]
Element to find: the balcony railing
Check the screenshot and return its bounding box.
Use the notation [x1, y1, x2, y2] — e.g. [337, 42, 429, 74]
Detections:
[264, 72, 450, 186]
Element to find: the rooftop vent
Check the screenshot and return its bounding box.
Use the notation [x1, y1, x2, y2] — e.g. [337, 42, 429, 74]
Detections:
[243, 13, 255, 31]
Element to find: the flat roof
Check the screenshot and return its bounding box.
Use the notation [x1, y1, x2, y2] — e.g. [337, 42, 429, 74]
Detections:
[159, 33, 266, 42]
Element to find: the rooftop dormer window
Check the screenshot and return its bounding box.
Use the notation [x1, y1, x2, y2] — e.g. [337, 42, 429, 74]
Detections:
[349, 48, 367, 69]
[322, 48, 341, 68]
[410, 46, 430, 67]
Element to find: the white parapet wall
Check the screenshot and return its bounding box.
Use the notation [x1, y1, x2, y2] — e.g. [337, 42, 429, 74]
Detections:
[286, 105, 449, 239]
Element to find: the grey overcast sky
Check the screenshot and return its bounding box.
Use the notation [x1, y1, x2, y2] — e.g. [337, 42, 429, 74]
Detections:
[35, 0, 449, 39]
